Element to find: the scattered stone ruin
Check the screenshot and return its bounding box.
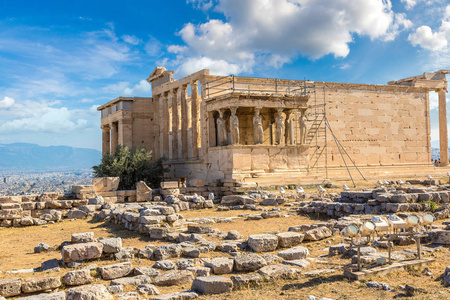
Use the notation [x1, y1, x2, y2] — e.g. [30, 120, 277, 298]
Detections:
[2, 176, 450, 299]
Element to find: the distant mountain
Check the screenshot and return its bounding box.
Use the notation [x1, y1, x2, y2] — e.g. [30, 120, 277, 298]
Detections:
[0, 143, 102, 171]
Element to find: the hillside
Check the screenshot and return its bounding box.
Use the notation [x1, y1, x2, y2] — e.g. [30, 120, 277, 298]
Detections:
[0, 143, 101, 171]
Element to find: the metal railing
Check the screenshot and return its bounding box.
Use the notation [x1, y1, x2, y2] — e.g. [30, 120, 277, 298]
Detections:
[205, 75, 309, 98]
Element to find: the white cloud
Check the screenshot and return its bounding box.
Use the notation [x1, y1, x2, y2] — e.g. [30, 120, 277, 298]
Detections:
[0, 24, 136, 81]
[168, 45, 188, 54]
[408, 4, 450, 51]
[144, 36, 163, 57]
[177, 56, 245, 76]
[0, 96, 14, 108]
[122, 35, 141, 45]
[102, 80, 151, 96]
[187, 0, 215, 11]
[384, 13, 413, 41]
[401, 0, 417, 10]
[171, 0, 407, 75]
[123, 80, 151, 96]
[408, 25, 448, 50]
[102, 81, 130, 94]
[429, 91, 439, 110]
[0, 98, 98, 134]
[339, 63, 352, 70]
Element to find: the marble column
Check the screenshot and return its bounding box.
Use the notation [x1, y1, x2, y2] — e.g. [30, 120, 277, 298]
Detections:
[171, 89, 179, 160]
[191, 81, 200, 158]
[439, 88, 449, 166]
[118, 117, 133, 149]
[180, 85, 188, 160]
[110, 122, 118, 153]
[101, 124, 110, 154]
[287, 109, 297, 145]
[162, 93, 170, 159]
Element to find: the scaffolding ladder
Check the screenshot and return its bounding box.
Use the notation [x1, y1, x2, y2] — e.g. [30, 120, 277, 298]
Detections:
[306, 85, 328, 177]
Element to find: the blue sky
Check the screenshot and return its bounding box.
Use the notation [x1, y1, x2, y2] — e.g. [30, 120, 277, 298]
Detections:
[0, 0, 450, 151]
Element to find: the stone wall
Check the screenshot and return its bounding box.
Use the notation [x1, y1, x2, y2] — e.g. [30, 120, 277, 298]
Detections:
[323, 84, 430, 167]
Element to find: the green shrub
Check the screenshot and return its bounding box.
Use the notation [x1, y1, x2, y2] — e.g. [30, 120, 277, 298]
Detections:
[92, 145, 167, 190]
[420, 200, 438, 212]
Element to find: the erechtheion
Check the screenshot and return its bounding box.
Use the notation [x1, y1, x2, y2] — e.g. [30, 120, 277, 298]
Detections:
[98, 67, 450, 187]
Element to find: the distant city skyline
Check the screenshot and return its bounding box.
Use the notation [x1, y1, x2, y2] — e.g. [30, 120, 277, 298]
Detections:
[1, 0, 450, 151]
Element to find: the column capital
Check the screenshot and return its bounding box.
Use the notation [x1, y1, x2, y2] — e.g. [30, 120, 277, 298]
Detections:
[120, 117, 133, 124]
[101, 124, 110, 130]
[218, 108, 225, 118]
[191, 80, 198, 87]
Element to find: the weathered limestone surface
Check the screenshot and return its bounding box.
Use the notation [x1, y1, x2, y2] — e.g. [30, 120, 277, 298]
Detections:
[66, 284, 113, 300]
[231, 274, 263, 290]
[98, 262, 133, 280]
[71, 232, 95, 243]
[153, 270, 195, 286]
[276, 232, 305, 248]
[150, 291, 199, 300]
[22, 276, 61, 294]
[278, 246, 310, 261]
[247, 234, 278, 252]
[99, 237, 122, 253]
[234, 254, 267, 272]
[257, 264, 301, 280]
[191, 276, 233, 295]
[61, 242, 103, 263]
[62, 269, 93, 286]
[0, 278, 22, 297]
[204, 258, 234, 275]
[110, 275, 152, 286]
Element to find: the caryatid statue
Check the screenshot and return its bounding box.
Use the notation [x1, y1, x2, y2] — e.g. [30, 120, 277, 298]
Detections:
[253, 107, 264, 144]
[216, 109, 228, 146]
[300, 109, 308, 144]
[275, 108, 285, 145]
[230, 107, 240, 145]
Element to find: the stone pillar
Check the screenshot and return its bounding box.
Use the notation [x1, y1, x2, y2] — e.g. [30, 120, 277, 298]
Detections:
[287, 110, 296, 145]
[208, 111, 217, 147]
[118, 117, 133, 149]
[171, 89, 179, 160]
[439, 88, 449, 166]
[101, 124, 110, 154]
[191, 81, 200, 159]
[158, 94, 169, 158]
[180, 85, 188, 160]
[110, 122, 118, 153]
[162, 93, 170, 159]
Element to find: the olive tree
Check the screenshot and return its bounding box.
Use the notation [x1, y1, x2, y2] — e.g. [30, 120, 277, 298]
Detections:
[92, 145, 166, 190]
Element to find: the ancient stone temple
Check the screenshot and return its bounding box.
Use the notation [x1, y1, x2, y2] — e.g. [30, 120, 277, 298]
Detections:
[98, 67, 450, 186]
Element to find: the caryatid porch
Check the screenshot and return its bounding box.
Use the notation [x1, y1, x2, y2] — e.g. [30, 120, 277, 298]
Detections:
[204, 92, 313, 175]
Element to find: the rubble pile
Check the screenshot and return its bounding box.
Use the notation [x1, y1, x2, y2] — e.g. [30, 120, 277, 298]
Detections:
[296, 186, 450, 219]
